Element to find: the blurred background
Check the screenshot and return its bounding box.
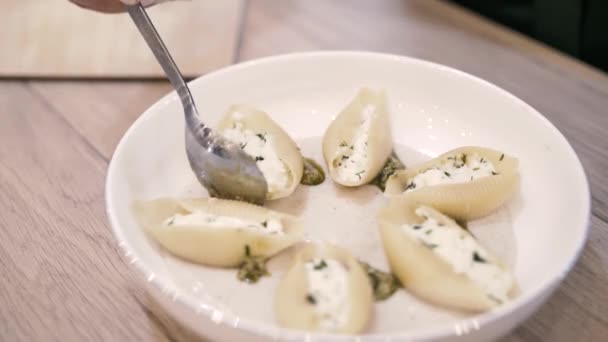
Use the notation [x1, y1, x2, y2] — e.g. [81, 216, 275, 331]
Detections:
[451, 0, 608, 72]
[2, 0, 606, 79]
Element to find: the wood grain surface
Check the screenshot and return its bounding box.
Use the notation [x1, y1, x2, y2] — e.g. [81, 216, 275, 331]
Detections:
[1, 0, 607, 341]
[0, 0, 243, 78]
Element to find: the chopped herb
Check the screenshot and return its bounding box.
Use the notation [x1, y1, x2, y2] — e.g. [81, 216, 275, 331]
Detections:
[371, 152, 406, 191]
[306, 294, 317, 305]
[341, 155, 350, 160]
[412, 224, 422, 230]
[237, 245, 270, 284]
[255, 133, 267, 142]
[406, 182, 417, 190]
[261, 220, 268, 228]
[473, 167, 480, 171]
[480, 157, 486, 163]
[350, 145, 354, 150]
[339, 141, 348, 147]
[473, 251, 487, 263]
[301, 157, 325, 186]
[425, 229, 433, 235]
[255, 156, 264, 161]
[499, 154, 505, 161]
[358, 261, 401, 301]
[422, 241, 438, 249]
[313, 259, 328, 270]
[444, 171, 451, 177]
[166, 217, 175, 226]
[462, 154, 467, 164]
[488, 294, 502, 304]
[355, 170, 365, 179]
[492, 171, 499, 175]
[239, 142, 247, 149]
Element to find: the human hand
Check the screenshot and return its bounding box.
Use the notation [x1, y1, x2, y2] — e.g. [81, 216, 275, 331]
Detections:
[69, 0, 174, 13]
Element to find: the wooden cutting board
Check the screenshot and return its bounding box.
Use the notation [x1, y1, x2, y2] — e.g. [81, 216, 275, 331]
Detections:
[0, 0, 244, 78]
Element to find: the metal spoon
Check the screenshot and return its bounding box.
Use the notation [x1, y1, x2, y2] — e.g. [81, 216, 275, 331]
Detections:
[127, 4, 267, 204]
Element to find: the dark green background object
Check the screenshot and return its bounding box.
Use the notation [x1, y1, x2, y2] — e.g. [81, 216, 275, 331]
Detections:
[450, 0, 608, 72]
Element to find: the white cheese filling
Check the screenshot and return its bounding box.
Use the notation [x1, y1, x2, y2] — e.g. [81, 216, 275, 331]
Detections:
[164, 211, 283, 235]
[304, 258, 351, 331]
[405, 153, 497, 192]
[222, 121, 290, 195]
[333, 105, 376, 182]
[402, 207, 513, 304]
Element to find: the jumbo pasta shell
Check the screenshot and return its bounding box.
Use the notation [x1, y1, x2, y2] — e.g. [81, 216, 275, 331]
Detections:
[217, 105, 303, 200]
[385, 146, 519, 220]
[322, 88, 392, 186]
[275, 243, 374, 334]
[377, 198, 515, 312]
[132, 198, 304, 267]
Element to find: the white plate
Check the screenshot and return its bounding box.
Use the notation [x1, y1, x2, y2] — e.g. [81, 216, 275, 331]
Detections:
[105, 52, 590, 341]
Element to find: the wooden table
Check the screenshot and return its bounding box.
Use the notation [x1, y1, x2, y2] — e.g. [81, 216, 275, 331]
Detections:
[1, 1, 607, 341]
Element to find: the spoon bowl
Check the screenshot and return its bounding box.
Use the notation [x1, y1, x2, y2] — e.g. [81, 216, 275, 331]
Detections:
[127, 4, 267, 204]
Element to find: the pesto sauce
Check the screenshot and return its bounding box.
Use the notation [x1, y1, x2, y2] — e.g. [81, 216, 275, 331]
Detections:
[358, 261, 401, 301]
[372, 152, 405, 191]
[301, 157, 326, 186]
[237, 245, 270, 283]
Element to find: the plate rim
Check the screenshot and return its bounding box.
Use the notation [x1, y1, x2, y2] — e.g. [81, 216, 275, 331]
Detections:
[105, 50, 591, 340]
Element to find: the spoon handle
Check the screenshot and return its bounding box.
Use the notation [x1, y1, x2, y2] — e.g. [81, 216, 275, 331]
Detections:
[127, 4, 199, 127]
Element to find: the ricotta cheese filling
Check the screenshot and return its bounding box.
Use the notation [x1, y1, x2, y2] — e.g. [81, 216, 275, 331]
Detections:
[402, 207, 513, 304]
[304, 258, 351, 331]
[165, 211, 283, 235]
[405, 153, 497, 192]
[333, 105, 376, 182]
[222, 121, 290, 195]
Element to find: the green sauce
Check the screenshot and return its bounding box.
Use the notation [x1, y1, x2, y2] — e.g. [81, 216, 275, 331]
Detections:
[301, 157, 326, 186]
[237, 245, 270, 283]
[372, 152, 405, 191]
[358, 261, 401, 301]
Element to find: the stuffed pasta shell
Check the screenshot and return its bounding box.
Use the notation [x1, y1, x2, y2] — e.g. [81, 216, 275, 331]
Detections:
[385, 146, 519, 220]
[275, 244, 373, 334]
[322, 88, 392, 186]
[132, 198, 304, 267]
[378, 198, 516, 312]
[217, 105, 303, 200]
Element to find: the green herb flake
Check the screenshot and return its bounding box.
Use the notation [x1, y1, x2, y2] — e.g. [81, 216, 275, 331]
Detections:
[339, 141, 348, 147]
[255, 133, 267, 142]
[306, 294, 317, 304]
[488, 294, 502, 304]
[473, 167, 480, 171]
[492, 171, 499, 175]
[313, 259, 328, 270]
[473, 251, 487, 263]
[422, 241, 438, 249]
[412, 224, 422, 230]
[355, 170, 365, 179]
[261, 220, 268, 228]
[255, 156, 264, 161]
[499, 154, 505, 161]
[358, 261, 401, 301]
[239, 142, 247, 149]
[444, 171, 451, 177]
[301, 157, 326, 186]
